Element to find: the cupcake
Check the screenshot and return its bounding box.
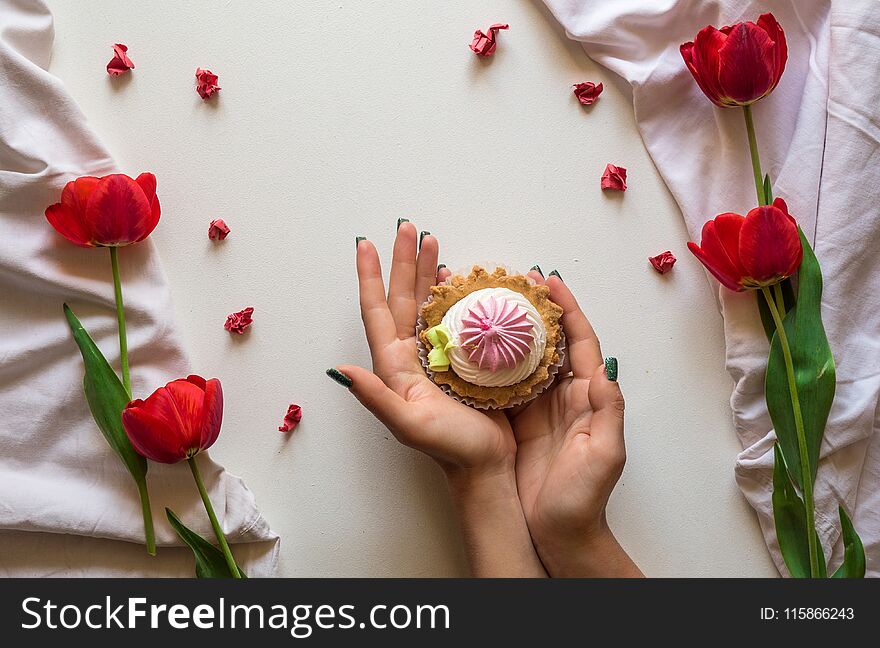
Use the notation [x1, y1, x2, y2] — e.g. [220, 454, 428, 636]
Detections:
[417, 266, 564, 408]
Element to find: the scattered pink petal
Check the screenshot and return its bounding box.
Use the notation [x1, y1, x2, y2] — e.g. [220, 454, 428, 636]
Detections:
[224, 307, 253, 334]
[208, 219, 230, 240]
[106, 43, 135, 76]
[649, 251, 677, 274]
[573, 82, 603, 105]
[470, 23, 509, 57]
[601, 164, 627, 191]
[196, 68, 221, 100]
[278, 404, 303, 433]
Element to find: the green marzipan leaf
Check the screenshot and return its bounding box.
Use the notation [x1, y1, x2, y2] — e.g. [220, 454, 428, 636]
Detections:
[63, 304, 146, 483]
[166, 508, 247, 579]
[832, 506, 866, 578]
[772, 444, 812, 578]
[765, 228, 835, 489]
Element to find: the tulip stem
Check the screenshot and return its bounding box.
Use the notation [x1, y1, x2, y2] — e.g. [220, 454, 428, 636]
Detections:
[109, 247, 131, 397]
[742, 105, 766, 206]
[136, 478, 157, 556]
[761, 286, 819, 578]
[188, 456, 242, 578]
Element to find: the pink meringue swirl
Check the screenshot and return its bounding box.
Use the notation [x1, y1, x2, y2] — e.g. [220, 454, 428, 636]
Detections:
[459, 296, 535, 372]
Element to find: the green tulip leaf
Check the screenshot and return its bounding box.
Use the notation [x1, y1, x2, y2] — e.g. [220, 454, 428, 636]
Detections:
[758, 278, 796, 343]
[763, 173, 773, 205]
[832, 506, 866, 578]
[166, 508, 247, 579]
[765, 228, 835, 489]
[771, 444, 812, 578]
[63, 304, 146, 482]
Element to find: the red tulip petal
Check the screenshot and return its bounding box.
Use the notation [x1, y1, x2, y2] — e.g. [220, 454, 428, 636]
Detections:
[134, 172, 160, 242]
[224, 307, 254, 334]
[122, 404, 186, 464]
[198, 378, 223, 451]
[84, 174, 153, 246]
[757, 13, 787, 89]
[195, 68, 221, 100]
[45, 202, 93, 247]
[600, 163, 627, 191]
[208, 219, 231, 240]
[278, 404, 302, 433]
[62, 176, 101, 213]
[106, 43, 135, 76]
[739, 205, 803, 282]
[700, 214, 746, 278]
[648, 250, 677, 274]
[711, 212, 749, 276]
[689, 26, 729, 105]
[470, 23, 508, 57]
[687, 241, 744, 291]
[717, 22, 776, 104]
[573, 81, 603, 105]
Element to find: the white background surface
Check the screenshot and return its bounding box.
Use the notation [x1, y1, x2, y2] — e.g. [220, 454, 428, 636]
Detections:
[45, 0, 776, 577]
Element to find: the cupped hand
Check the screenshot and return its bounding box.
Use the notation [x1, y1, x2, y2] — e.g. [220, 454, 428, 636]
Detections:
[508, 271, 641, 576]
[335, 224, 515, 474]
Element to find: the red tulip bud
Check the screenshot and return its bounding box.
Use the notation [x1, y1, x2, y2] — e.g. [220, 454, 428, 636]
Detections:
[688, 198, 802, 291]
[45, 173, 160, 248]
[680, 13, 787, 107]
[122, 375, 223, 464]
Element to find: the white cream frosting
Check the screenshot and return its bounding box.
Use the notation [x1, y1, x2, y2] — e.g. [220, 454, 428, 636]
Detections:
[441, 287, 546, 387]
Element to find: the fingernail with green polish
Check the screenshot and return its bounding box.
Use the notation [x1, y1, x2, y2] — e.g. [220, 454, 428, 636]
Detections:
[530, 265, 544, 278]
[326, 368, 353, 388]
[604, 357, 618, 382]
[437, 263, 447, 272]
[549, 269, 563, 281]
[419, 231, 430, 249]
[397, 218, 409, 231]
[355, 236, 366, 250]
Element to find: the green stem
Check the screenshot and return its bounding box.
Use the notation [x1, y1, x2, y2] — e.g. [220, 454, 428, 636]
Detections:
[773, 282, 787, 320]
[136, 479, 156, 556]
[761, 287, 819, 578]
[743, 105, 765, 205]
[109, 247, 131, 397]
[188, 456, 241, 578]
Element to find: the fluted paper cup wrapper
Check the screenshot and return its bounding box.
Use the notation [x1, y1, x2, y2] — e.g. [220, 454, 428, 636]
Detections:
[416, 265, 566, 410]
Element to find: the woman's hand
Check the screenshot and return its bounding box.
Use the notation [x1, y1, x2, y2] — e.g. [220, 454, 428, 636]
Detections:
[330, 223, 545, 576]
[508, 270, 643, 577]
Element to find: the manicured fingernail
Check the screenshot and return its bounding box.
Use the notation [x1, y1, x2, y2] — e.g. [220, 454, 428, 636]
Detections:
[326, 368, 353, 388]
[397, 218, 409, 231]
[549, 269, 563, 281]
[437, 263, 447, 272]
[355, 236, 366, 250]
[419, 231, 430, 249]
[604, 357, 618, 382]
[530, 265, 544, 277]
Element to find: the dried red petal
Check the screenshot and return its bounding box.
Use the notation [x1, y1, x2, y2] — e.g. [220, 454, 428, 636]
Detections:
[573, 81, 603, 105]
[208, 219, 230, 240]
[601, 164, 627, 191]
[196, 68, 221, 100]
[470, 23, 509, 57]
[278, 404, 303, 433]
[224, 307, 254, 334]
[106, 43, 135, 77]
[648, 251, 677, 274]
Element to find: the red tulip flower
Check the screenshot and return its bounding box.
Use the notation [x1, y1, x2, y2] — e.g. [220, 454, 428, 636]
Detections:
[680, 13, 787, 107]
[687, 198, 802, 291]
[122, 375, 223, 464]
[45, 173, 160, 248]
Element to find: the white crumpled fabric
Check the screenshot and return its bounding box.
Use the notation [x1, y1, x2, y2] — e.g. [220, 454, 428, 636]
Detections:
[542, 0, 879, 575]
[0, 0, 278, 576]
